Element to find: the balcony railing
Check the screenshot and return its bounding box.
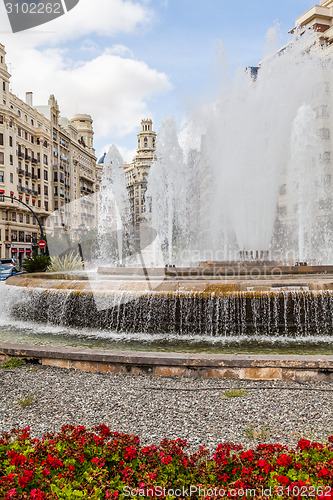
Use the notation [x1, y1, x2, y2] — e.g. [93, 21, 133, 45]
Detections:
[25, 171, 31, 178]
[18, 151, 24, 159]
[17, 168, 24, 176]
[31, 158, 38, 165]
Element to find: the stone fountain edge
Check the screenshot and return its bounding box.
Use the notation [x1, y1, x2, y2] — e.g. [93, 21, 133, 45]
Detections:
[1, 341, 333, 382]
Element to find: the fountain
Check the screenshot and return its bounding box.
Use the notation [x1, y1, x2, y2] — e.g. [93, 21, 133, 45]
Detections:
[98, 145, 131, 266]
[2, 28, 333, 352]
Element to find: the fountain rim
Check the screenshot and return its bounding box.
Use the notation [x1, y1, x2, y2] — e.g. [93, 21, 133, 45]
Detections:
[1, 341, 332, 381]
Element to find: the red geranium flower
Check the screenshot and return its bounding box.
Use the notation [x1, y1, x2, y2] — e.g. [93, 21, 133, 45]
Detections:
[275, 475, 290, 485]
[297, 439, 311, 451]
[276, 454, 292, 467]
[30, 489, 45, 500]
[318, 467, 330, 478]
[124, 446, 137, 461]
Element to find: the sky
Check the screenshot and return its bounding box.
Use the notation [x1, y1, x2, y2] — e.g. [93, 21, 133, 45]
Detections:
[0, 0, 317, 162]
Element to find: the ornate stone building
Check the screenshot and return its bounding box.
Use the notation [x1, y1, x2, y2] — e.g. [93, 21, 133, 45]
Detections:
[0, 42, 98, 262]
[124, 119, 156, 228]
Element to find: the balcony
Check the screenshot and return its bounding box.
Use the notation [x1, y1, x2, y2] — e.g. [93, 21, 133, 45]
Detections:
[18, 151, 24, 159]
[31, 158, 38, 165]
[17, 185, 24, 192]
[25, 171, 31, 178]
[17, 168, 24, 176]
[25, 155, 31, 162]
[32, 190, 38, 196]
[32, 174, 38, 180]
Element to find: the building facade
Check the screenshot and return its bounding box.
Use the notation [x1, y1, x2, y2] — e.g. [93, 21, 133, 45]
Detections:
[274, 0, 333, 261]
[0, 43, 98, 262]
[124, 119, 156, 228]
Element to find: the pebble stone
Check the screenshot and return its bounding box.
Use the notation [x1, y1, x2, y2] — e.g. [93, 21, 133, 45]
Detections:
[1, 363, 333, 450]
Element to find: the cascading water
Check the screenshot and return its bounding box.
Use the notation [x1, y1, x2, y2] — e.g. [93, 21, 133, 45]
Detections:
[288, 104, 320, 262]
[146, 30, 333, 265]
[146, 117, 188, 264]
[97, 145, 130, 265]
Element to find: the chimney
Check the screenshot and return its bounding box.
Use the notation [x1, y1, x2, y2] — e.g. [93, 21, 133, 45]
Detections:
[25, 92, 33, 107]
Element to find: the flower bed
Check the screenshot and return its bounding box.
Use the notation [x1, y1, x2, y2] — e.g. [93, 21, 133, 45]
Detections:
[0, 426, 332, 499]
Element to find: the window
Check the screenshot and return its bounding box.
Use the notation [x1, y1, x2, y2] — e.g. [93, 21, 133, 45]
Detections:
[10, 154, 13, 165]
[0, 152, 4, 165]
[9, 136, 12, 147]
[19, 214, 23, 224]
[44, 170, 48, 181]
[12, 213, 16, 222]
[320, 152, 331, 164]
[0, 170, 3, 183]
[278, 206, 287, 217]
[25, 131, 28, 140]
[279, 184, 287, 195]
[3, 81, 5, 92]
[10, 173, 13, 183]
[43, 154, 48, 165]
[319, 128, 330, 140]
[17, 127, 21, 137]
[0, 115, 3, 124]
[44, 185, 48, 196]
[0, 134, 3, 145]
[26, 214, 30, 224]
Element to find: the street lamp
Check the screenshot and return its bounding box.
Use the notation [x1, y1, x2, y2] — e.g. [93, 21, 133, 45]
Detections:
[0, 194, 48, 254]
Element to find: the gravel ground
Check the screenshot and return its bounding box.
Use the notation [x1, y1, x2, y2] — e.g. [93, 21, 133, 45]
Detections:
[1, 363, 333, 450]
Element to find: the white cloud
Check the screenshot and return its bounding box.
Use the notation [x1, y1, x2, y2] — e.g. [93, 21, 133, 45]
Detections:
[0, 0, 154, 46]
[106, 45, 134, 58]
[7, 46, 171, 142]
[0, 0, 171, 148]
[79, 39, 100, 53]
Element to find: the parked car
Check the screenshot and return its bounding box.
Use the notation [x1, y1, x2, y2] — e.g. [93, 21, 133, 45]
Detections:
[0, 266, 22, 281]
[0, 258, 16, 267]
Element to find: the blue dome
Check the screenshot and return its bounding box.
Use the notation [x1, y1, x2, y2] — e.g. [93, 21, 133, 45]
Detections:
[97, 153, 106, 164]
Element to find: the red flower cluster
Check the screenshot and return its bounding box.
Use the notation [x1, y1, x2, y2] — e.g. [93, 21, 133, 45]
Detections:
[0, 426, 332, 499]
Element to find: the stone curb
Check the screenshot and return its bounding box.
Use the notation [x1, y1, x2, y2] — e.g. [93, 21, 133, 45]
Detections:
[1, 342, 333, 382]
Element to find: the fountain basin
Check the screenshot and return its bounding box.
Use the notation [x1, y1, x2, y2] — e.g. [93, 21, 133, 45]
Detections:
[5, 268, 333, 336]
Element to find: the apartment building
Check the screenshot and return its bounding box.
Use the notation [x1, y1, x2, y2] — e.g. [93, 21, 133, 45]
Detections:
[274, 0, 333, 260]
[0, 45, 53, 262]
[0, 42, 98, 262]
[35, 98, 97, 240]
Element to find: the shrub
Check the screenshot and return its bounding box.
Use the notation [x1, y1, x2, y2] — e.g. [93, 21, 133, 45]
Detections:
[0, 426, 332, 499]
[47, 252, 84, 272]
[21, 255, 51, 274]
